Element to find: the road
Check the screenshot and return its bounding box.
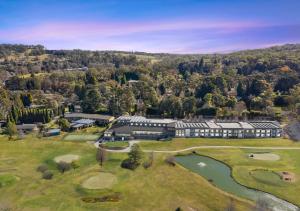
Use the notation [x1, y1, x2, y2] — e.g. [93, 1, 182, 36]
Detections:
[95, 141, 300, 153]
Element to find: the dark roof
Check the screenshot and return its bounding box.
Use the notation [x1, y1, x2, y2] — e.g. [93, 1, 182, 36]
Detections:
[249, 122, 281, 129]
[65, 113, 114, 121]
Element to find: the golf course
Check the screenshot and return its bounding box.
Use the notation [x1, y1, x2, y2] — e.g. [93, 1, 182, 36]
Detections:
[1, 135, 300, 210]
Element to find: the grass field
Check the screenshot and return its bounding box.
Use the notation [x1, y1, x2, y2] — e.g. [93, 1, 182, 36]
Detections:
[103, 141, 129, 149]
[250, 169, 284, 186]
[0, 136, 252, 211]
[139, 137, 300, 151]
[1, 135, 300, 210]
[187, 148, 300, 206]
[63, 134, 100, 142]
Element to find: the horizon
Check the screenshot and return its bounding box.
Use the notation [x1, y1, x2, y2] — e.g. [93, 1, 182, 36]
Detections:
[1, 0, 300, 53]
[1, 42, 299, 55]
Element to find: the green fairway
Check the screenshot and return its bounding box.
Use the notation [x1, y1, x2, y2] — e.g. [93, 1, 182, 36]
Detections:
[139, 137, 300, 151]
[1, 135, 300, 210]
[63, 134, 100, 142]
[0, 136, 252, 211]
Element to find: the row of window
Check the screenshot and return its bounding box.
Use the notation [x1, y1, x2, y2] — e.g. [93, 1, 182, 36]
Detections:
[175, 129, 281, 137]
[132, 131, 163, 135]
[130, 122, 167, 127]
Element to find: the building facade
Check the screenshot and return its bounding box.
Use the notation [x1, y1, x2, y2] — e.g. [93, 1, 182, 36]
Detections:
[103, 116, 282, 141]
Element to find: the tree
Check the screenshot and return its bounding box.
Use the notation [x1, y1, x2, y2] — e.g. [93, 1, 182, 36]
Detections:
[96, 146, 107, 167]
[81, 89, 101, 113]
[57, 118, 70, 131]
[57, 161, 71, 173]
[128, 144, 143, 169]
[6, 121, 17, 140]
[20, 93, 33, 107]
[159, 96, 182, 118]
[182, 97, 196, 117]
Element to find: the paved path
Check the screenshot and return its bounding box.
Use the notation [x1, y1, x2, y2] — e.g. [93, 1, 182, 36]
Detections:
[95, 141, 300, 153]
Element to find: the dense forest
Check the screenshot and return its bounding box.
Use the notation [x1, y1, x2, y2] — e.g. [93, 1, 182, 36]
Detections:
[1, 44, 300, 121]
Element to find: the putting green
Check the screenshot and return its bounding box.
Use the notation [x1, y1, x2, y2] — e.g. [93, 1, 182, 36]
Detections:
[250, 169, 283, 186]
[54, 154, 80, 163]
[63, 134, 100, 142]
[81, 173, 117, 189]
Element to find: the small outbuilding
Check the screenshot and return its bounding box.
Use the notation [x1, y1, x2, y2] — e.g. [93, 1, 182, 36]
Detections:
[44, 128, 61, 137]
[16, 124, 38, 133]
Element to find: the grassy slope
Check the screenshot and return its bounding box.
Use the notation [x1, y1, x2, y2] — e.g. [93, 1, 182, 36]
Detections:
[139, 137, 300, 151]
[0, 136, 251, 211]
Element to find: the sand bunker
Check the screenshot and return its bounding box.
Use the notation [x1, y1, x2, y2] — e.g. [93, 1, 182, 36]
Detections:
[81, 173, 117, 189]
[249, 153, 280, 161]
[54, 154, 80, 163]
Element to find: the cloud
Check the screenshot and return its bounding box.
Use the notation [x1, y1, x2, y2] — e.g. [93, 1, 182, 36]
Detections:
[0, 19, 299, 53]
[0, 19, 264, 40]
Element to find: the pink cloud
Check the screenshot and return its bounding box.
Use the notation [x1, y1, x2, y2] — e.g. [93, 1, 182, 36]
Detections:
[0, 19, 265, 42]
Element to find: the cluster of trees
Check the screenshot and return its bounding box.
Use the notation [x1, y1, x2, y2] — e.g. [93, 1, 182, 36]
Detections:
[2, 44, 300, 120]
[7, 106, 53, 124]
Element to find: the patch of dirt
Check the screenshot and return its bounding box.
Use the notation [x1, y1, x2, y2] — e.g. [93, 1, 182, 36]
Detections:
[279, 171, 296, 182]
[54, 154, 80, 163]
[81, 173, 117, 189]
[249, 153, 280, 161]
[82, 192, 121, 203]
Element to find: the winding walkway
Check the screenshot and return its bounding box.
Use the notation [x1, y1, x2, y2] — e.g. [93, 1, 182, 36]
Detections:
[96, 141, 300, 153]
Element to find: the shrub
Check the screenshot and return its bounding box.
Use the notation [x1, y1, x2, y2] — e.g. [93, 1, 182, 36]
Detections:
[57, 161, 71, 173]
[121, 158, 136, 170]
[42, 170, 53, 180]
[71, 161, 80, 169]
[143, 152, 154, 169]
[143, 161, 151, 169]
[36, 164, 48, 173]
[165, 156, 176, 166]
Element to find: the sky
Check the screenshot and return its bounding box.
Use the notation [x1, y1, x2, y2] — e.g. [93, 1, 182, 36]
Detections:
[0, 0, 300, 53]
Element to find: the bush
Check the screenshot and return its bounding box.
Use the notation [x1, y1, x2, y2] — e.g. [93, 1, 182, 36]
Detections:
[143, 161, 151, 169]
[121, 158, 137, 170]
[42, 170, 53, 180]
[71, 161, 80, 169]
[36, 164, 48, 173]
[165, 156, 176, 166]
[57, 161, 71, 173]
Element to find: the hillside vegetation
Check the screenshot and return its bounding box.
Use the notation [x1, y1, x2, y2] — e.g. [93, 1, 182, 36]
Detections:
[0, 44, 300, 123]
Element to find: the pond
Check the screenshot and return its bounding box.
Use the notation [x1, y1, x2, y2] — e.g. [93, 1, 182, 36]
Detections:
[175, 154, 299, 211]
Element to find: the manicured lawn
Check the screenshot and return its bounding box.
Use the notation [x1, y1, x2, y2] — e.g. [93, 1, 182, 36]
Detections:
[63, 134, 100, 142]
[188, 148, 300, 206]
[103, 141, 129, 148]
[0, 136, 252, 211]
[250, 169, 284, 186]
[139, 137, 300, 151]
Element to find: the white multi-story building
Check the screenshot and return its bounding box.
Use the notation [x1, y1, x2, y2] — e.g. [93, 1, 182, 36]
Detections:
[103, 115, 282, 141]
